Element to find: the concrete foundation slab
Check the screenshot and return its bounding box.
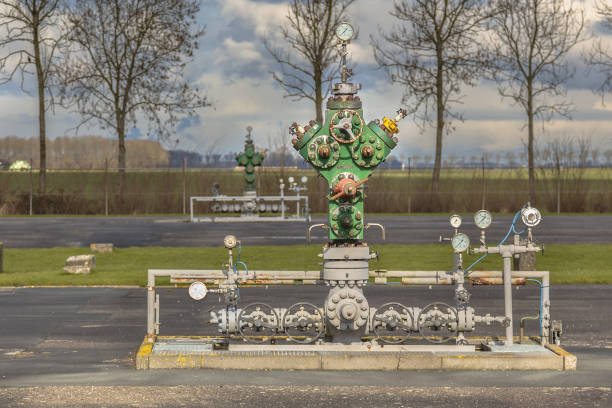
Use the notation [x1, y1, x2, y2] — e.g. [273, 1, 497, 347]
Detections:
[136, 336, 576, 371]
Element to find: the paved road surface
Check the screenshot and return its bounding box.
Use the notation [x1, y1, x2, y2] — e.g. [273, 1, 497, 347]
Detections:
[0, 285, 610, 406]
[1, 215, 611, 248]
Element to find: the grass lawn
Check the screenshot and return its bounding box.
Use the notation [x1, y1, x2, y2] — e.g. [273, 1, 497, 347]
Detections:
[0, 244, 610, 286]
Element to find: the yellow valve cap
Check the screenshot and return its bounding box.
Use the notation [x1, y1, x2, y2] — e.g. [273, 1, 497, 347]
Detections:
[382, 117, 399, 134]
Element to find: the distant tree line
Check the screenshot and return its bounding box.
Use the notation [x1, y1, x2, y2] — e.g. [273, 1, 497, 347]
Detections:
[0, 135, 168, 169]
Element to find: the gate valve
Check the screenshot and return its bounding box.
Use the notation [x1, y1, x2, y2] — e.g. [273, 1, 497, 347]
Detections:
[381, 108, 408, 135]
[331, 177, 369, 201]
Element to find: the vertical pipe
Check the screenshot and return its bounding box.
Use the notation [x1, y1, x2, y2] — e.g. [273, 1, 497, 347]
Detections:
[190, 196, 194, 222]
[104, 159, 108, 216]
[147, 271, 156, 341]
[481, 155, 486, 209]
[280, 181, 285, 219]
[155, 294, 160, 335]
[0, 242, 3, 273]
[542, 273, 550, 344]
[29, 158, 33, 216]
[503, 255, 513, 345]
[182, 157, 186, 215]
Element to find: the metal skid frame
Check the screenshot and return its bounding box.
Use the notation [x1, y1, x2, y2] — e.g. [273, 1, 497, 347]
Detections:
[145, 268, 551, 345]
[189, 195, 310, 223]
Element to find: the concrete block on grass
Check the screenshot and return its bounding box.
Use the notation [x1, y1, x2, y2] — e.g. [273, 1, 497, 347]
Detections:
[90, 243, 114, 253]
[63, 254, 96, 275]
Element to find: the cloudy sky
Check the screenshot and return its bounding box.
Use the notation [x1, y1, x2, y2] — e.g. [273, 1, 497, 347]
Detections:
[0, 0, 610, 160]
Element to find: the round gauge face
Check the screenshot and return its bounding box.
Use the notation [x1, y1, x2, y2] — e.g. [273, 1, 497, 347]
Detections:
[300, 176, 308, 184]
[451, 233, 470, 253]
[336, 22, 354, 41]
[474, 209, 492, 229]
[223, 235, 237, 249]
[188, 281, 207, 300]
[288, 176, 295, 183]
[521, 207, 542, 227]
[449, 214, 462, 229]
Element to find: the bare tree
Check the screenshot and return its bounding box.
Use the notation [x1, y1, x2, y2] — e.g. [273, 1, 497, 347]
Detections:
[489, 0, 584, 203]
[372, 0, 492, 194]
[264, 0, 354, 123]
[586, 1, 612, 102]
[0, 0, 64, 195]
[59, 0, 208, 199]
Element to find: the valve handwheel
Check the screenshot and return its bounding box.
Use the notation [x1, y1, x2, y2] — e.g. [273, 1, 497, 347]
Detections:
[331, 177, 368, 201]
[329, 109, 364, 144]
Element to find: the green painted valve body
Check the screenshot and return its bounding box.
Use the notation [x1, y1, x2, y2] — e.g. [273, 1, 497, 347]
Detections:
[292, 89, 399, 242]
[235, 128, 264, 192]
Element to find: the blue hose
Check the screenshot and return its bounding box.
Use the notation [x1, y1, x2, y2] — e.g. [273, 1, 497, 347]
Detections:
[465, 205, 527, 274]
[232, 242, 248, 298]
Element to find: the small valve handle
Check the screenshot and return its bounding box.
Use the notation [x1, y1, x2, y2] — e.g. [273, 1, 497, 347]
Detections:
[330, 177, 368, 200]
[381, 108, 408, 134]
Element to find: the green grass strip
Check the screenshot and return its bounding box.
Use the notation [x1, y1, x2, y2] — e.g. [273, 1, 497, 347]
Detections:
[0, 244, 610, 286]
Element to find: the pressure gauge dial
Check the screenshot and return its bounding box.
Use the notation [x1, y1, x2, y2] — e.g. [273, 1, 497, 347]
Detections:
[223, 235, 237, 249]
[188, 281, 207, 300]
[521, 206, 542, 227]
[335, 22, 354, 41]
[449, 214, 462, 229]
[451, 233, 470, 253]
[474, 209, 492, 229]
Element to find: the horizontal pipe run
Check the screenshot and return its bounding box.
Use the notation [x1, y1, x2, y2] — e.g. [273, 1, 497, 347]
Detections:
[152, 269, 549, 281]
[191, 196, 308, 202]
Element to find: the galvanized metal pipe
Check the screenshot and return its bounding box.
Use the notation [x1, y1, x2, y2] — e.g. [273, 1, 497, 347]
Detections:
[147, 272, 156, 341]
[503, 256, 513, 345]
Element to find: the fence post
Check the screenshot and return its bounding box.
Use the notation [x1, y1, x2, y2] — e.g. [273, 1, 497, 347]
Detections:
[29, 158, 33, 216]
[556, 165, 562, 214]
[407, 158, 411, 214]
[104, 159, 109, 216]
[182, 157, 186, 215]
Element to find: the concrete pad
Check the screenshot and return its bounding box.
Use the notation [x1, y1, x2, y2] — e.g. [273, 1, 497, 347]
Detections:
[397, 354, 443, 370]
[441, 354, 564, 371]
[321, 352, 399, 370]
[203, 353, 321, 370]
[547, 344, 578, 370]
[136, 336, 576, 371]
[149, 353, 203, 369]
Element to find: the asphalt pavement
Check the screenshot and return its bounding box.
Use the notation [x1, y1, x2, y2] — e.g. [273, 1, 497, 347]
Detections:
[1, 215, 611, 248]
[0, 285, 611, 406]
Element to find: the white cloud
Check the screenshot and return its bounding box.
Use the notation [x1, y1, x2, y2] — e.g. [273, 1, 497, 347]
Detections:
[220, 0, 287, 38]
[215, 38, 263, 64]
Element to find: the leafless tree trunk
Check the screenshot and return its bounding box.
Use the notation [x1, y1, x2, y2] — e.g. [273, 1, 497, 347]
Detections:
[264, 0, 354, 123]
[0, 0, 63, 196]
[59, 0, 209, 203]
[489, 0, 584, 204]
[372, 0, 492, 195]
